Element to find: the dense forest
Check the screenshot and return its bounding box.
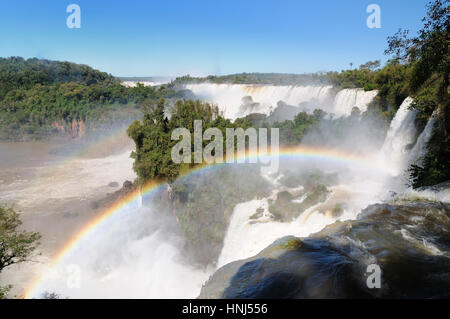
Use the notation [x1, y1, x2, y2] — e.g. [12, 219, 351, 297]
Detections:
[0, 58, 183, 140]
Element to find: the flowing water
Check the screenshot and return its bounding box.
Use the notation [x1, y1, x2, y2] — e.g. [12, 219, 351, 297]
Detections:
[0, 136, 137, 296]
[332, 88, 378, 117]
[184, 83, 378, 119]
[378, 97, 417, 184]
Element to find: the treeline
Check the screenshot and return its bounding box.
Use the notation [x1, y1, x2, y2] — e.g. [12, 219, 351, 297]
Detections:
[0, 57, 183, 140]
[0, 57, 116, 98]
[172, 73, 332, 86]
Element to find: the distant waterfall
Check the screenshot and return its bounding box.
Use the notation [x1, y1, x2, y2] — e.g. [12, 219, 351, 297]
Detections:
[332, 89, 378, 117]
[380, 97, 417, 176]
[184, 83, 379, 120]
[184, 84, 334, 119]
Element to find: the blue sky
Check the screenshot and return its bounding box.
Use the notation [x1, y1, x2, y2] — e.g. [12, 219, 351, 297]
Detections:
[0, 0, 428, 77]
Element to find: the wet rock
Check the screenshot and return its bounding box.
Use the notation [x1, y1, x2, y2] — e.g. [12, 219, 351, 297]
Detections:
[63, 211, 79, 218]
[417, 180, 450, 193]
[90, 201, 99, 210]
[250, 207, 265, 220]
[199, 200, 450, 299]
[269, 185, 330, 222]
[123, 180, 133, 190]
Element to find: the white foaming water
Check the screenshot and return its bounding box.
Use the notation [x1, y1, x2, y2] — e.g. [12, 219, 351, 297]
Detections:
[332, 89, 378, 117]
[403, 186, 450, 203]
[217, 180, 384, 267]
[35, 205, 211, 298]
[184, 83, 334, 119]
[184, 83, 378, 120]
[379, 97, 417, 176]
[0, 150, 136, 208]
[407, 112, 437, 166]
[137, 187, 143, 209]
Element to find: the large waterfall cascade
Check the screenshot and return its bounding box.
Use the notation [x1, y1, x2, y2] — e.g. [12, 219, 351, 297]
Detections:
[184, 83, 379, 119]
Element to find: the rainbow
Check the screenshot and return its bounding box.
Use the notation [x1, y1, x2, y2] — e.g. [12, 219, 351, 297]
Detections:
[23, 145, 380, 298]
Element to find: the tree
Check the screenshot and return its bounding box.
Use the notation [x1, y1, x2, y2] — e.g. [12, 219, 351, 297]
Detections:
[359, 60, 381, 71]
[0, 205, 41, 298]
[385, 0, 449, 98]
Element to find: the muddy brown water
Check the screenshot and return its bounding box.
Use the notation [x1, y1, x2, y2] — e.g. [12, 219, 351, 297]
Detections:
[0, 136, 136, 297]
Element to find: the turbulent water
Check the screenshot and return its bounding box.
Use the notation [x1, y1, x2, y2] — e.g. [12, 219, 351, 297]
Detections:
[0, 138, 138, 296]
[1, 89, 446, 298]
[184, 83, 378, 119]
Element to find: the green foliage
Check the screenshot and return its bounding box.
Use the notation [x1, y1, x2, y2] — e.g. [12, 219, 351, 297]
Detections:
[411, 87, 439, 130]
[386, 0, 449, 99]
[372, 61, 410, 113]
[359, 60, 381, 71]
[0, 205, 41, 272]
[0, 57, 183, 141]
[0, 57, 116, 99]
[385, 0, 450, 188]
[127, 99, 236, 183]
[327, 68, 374, 89]
[275, 111, 322, 145]
[0, 205, 41, 298]
[364, 83, 375, 91]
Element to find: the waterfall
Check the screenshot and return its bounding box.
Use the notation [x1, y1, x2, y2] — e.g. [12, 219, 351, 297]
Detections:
[376, 97, 438, 195]
[407, 112, 437, 166]
[380, 97, 417, 176]
[217, 198, 340, 267]
[184, 83, 379, 120]
[184, 84, 334, 119]
[332, 89, 378, 117]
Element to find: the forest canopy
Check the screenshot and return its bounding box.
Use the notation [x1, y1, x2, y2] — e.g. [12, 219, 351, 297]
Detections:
[0, 57, 183, 140]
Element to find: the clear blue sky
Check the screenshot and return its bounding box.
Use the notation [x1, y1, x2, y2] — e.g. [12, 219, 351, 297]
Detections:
[0, 0, 429, 77]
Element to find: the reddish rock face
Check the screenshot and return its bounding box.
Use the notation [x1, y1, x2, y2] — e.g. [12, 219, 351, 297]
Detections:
[52, 119, 85, 138]
[71, 119, 85, 138]
[52, 121, 65, 133]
